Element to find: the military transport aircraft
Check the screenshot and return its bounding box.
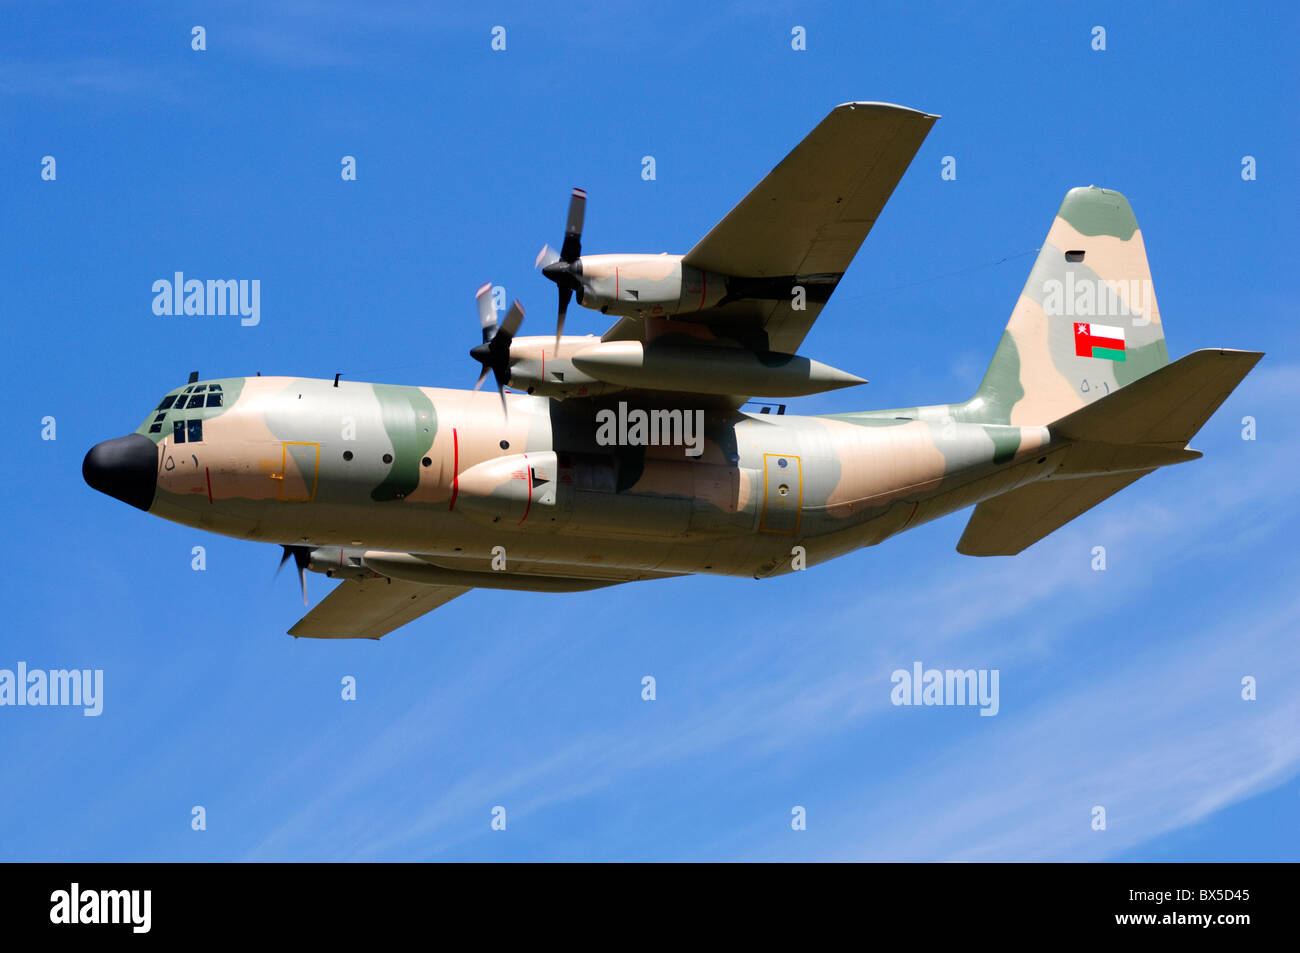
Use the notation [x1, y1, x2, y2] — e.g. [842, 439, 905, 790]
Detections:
[83, 102, 1262, 639]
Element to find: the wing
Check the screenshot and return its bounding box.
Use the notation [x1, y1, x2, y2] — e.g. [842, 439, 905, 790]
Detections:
[604, 102, 937, 354]
[288, 576, 470, 640]
[287, 557, 680, 640]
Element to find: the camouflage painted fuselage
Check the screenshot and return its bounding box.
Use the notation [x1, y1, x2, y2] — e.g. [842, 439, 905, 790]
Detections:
[114, 185, 1256, 590]
[135, 375, 1051, 581]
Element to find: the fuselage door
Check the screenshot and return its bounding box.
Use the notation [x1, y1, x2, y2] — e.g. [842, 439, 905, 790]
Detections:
[278, 442, 319, 501]
[760, 453, 801, 533]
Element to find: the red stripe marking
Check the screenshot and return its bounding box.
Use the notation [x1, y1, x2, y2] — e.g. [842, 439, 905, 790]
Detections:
[448, 428, 460, 511]
[518, 453, 533, 525]
[205, 466, 213, 504]
[1076, 335, 1124, 356]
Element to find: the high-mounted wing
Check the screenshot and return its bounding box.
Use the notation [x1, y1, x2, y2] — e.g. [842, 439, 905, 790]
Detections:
[604, 102, 937, 354]
[288, 575, 470, 640]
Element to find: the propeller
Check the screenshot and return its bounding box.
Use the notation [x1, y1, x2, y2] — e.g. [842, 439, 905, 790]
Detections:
[535, 187, 586, 346]
[277, 544, 311, 606]
[469, 283, 525, 419]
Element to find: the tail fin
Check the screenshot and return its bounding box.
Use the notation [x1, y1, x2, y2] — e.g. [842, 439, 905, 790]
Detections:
[966, 187, 1170, 426]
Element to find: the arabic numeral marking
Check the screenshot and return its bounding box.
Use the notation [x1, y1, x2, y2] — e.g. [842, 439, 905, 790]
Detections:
[1080, 379, 1090, 393]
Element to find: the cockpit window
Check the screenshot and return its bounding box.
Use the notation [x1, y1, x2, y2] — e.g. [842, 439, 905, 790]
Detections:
[186, 394, 205, 409]
[173, 420, 186, 444]
[208, 384, 222, 392]
[187, 419, 203, 443]
[193, 384, 207, 392]
[153, 413, 166, 423]
[205, 392, 223, 407]
[157, 395, 177, 411]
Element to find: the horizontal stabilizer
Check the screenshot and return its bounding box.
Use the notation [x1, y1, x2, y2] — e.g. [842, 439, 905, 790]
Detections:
[1051, 348, 1263, 447]
[956, 469, 1154, 556]
[289, 576, 470, 639]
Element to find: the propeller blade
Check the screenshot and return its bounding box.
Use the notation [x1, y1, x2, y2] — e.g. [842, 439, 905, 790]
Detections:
[499, 300, 525, 337]
[492, 359, 511, 421]
[539, 189, 587, 341]
[475, 282, 496, 342]
[277, 545, 311, 607]
[556, 287, 572, 346]
[559, 187, 585, 262]
[535, 244, 559, 270]
[468, 288, 523, 413]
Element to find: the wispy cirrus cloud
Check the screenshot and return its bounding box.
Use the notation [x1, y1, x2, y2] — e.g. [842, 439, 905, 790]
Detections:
[797, 594, 1300, 861]
[0, 57, 186, 101]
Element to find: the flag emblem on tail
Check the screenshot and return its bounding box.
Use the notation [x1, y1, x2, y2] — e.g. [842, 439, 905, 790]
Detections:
[1074, 322, 1127, 362]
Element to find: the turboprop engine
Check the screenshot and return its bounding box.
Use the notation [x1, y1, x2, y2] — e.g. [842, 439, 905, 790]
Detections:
[534, 188, 747, 323]
[552, 253, 731, 318]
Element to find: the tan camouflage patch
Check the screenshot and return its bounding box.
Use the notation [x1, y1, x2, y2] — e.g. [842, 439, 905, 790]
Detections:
[1005, 297, 1087, 426]
[820, 419, 947, 514]
[1042, 219, 1161, 325]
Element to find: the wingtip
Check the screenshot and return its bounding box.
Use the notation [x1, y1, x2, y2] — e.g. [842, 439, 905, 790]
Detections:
[834, 101, 940, 121]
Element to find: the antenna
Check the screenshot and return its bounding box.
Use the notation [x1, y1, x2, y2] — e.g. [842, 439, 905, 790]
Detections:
[188, 371, 199, 384]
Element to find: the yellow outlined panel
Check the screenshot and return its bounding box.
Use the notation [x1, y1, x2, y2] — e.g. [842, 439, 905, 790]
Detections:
[278, 442, 319, 501]
[760, 453, 802, 534]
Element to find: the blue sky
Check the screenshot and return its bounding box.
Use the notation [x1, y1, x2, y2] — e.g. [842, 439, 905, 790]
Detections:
[1, 1, 1297, 860]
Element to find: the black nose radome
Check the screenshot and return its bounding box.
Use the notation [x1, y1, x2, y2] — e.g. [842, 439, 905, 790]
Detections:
[83, 434, 158, 511]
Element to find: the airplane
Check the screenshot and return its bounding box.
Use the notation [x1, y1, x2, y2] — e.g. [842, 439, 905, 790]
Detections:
[83, 102, 1263, 640]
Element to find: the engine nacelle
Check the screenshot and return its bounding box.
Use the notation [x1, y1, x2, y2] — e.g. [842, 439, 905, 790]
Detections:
[307, 545, 373, 579]
[453, 451, 560, 526]
[504, 335, 631, 399]
[575, 254, 728, 317]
